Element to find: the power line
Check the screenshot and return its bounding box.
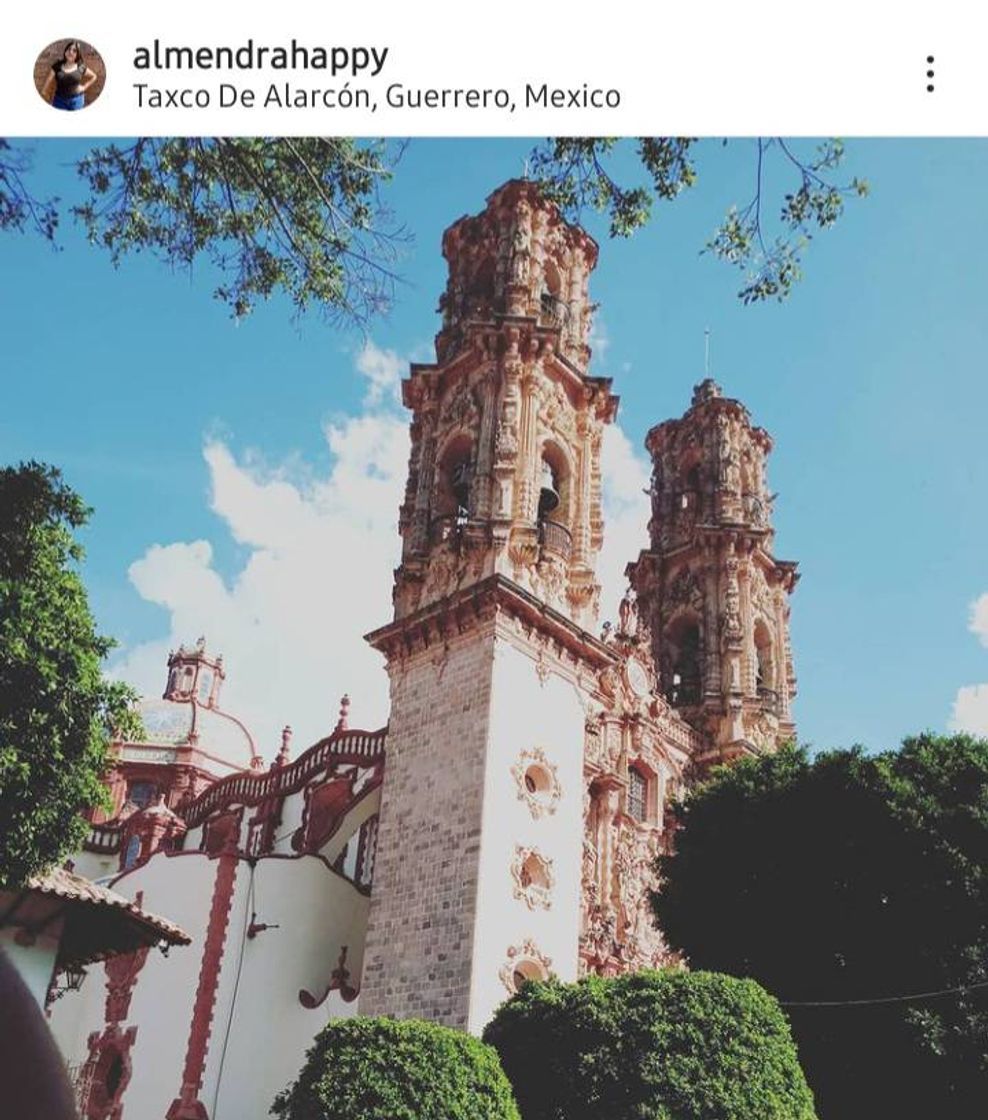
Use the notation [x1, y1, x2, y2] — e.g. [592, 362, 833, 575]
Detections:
[781, 978, 988, 1009]
[211, 865, 254, 1117]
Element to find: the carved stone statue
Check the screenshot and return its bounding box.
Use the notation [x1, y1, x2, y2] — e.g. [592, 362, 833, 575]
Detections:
[618, 589, 637, 636]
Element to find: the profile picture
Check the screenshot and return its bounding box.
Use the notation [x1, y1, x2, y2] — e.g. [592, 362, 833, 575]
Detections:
[34, 39, 105, 111]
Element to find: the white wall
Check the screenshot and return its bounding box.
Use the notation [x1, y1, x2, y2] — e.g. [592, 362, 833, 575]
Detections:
[207, 857, 370, 1119]
[1, 925, 60, 1006]
[71, 849, 120, 883]
[51, 779, 381, 1120]
[468, 635, 589, 1034]
[49, 853, 219, 1120]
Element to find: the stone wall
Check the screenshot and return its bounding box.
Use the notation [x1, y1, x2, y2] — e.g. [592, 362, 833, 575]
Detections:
[359, 623, 496, 1027]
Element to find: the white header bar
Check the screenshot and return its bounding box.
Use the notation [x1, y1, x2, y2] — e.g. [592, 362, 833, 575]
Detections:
[6, 2, 984, 135]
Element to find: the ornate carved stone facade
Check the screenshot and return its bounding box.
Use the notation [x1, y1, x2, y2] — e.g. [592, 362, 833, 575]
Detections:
[392, 179, 617, 633]
[579, 607, 702, 976]
[628, 378, 799, 766]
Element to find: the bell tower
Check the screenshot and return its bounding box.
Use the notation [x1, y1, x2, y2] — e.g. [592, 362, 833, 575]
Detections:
[628, 379, 799, 766]
[361, 181, 618, 1032]
[392, 179, 615, 630]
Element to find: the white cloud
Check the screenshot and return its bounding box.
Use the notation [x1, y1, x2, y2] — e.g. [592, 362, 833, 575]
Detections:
[969, 592, 988, 647]
[355, 339, 404, 406]
[596, 423, 651, 625]
[112, 363, 410, 761]
[588, 315, 610, 364]
[111, 346, 654, 763]
[950, 592, 988, 735]
[951, 685, 988, 736]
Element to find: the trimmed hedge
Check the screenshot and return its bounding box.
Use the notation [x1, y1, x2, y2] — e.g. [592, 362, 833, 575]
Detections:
[483, 970, 817, 1120]
[271, 1016, 520, 1120]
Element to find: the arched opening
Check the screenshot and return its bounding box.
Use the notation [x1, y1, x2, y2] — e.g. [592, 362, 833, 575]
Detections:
[681, 462, 702, 514]
[540, 260, 568, 326]
[666, 616, 702, 707]
[537, 442, 572, 561]
[754, 619, 776, 700]
[676, 450, 698, 515]
[466, 258, 495, 316]
[433, 434, 474, 542]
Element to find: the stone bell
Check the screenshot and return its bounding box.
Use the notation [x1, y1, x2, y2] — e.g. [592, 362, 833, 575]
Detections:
[538, 460, 560, 518]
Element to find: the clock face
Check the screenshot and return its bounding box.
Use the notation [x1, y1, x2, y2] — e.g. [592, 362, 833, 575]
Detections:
[626, 657, 650, 698]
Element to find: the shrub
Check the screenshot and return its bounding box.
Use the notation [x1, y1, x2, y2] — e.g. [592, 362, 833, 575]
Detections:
[483, 970, 816, 1120]
[271, 1016, 520, 1120]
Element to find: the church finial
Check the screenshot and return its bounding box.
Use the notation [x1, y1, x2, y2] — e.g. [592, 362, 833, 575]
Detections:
[691, 377, 722, 406]
[272, 725, 292, 769]
[704, 327, 711, 377]
[336, 694, 351, 732]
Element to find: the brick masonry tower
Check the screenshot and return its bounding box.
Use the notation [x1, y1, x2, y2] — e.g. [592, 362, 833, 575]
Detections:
[628, 378, 799, 766]
[361, 181, 619, 1032]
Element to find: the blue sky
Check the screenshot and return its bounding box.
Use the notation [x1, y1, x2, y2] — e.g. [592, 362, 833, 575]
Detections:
[3, 138, 987, 759]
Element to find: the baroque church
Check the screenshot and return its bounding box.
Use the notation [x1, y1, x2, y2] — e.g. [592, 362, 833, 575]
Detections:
[47, 180, 799, 1119]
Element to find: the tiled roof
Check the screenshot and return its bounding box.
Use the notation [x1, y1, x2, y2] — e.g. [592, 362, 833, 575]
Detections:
[0, 866, 191, 968]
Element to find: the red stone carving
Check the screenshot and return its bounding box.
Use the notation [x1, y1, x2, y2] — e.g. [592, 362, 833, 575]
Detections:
[78, 1024, 138, 1120]
[104, 946, 149, 1024]
[166, 842, 239, 1120]
[299, 945, 358, 1008]
[292, 774, 357, 853]
[201, 809, 241, 856]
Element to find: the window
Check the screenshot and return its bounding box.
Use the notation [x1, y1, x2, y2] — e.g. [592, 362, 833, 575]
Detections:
[513, 847, 554, 910]
[198, 669, 213, 703]
[511, 958, 548, 993]
[127, 781, 156, 809]
[122, 835, 141, 870]
[512, 748, 562, 820]
[628, 768, 647, 822]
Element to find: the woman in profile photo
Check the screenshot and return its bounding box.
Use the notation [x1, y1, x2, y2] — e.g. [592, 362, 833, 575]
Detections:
[41, 41, 96, 110]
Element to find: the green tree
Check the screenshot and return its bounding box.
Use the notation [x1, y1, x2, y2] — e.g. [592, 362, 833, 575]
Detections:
[72, 137, 406, 323]
[0, 462, 140, 885]
[0, 140, 58, 239]
[483, 970, 816, 1120]
[653, 738, 988, 1119]
[271, 1016, 520, 1120]
[530, 137, 866, 304]
[0, 137, 864, 322]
